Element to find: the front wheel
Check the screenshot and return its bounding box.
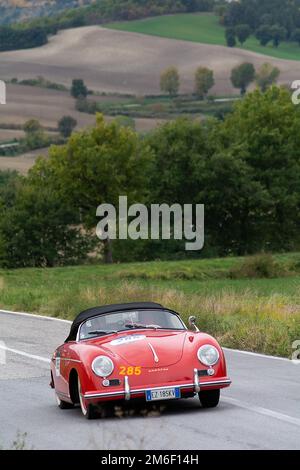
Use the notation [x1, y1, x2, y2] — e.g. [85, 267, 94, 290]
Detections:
[199, 389, 220, 408]
[78, 377, 96, 419]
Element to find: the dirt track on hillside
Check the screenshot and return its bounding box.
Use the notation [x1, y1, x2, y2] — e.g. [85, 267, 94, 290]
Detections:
[0, 26, 299, 95]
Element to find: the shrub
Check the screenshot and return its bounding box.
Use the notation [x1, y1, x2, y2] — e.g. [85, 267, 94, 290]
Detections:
[229, 254, 287, 279]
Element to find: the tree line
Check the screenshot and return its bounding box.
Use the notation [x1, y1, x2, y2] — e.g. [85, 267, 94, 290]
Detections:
[17, 0, 214, 37]
[220, 0, 300, 48]
[0, 26, 47, 51]
[0, 86, 299, 267]
[159, 62, 280, 97]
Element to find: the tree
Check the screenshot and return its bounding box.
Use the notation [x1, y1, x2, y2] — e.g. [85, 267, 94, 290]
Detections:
[255, 25, 273, 46]
[235, 24, 251, 45]
[0, 170, 21, 209]
[0, 180, 91, 268]
[24, 119, 42, 135]
[270, 25, 286, 47]
[194, 67, 214, 99]
[230, 62, 255, 95]
[30, 114, 153, 263]
[223, 1, 244, 28]
[261, 14, 273, 26]
[0, 26, 47, 52]
[292, 28, 300, 45]
[225, 27, 236, 47]
[214, 4, 227, 20]
[160, 66, 180, 96]
[58, 116, 77, 138]
[255, 63, 280, 91]
[23, 119, 49, 150]
[147, 117, 207, 204]
[217, 87, 300, 252]
[195, 148, 270, 255]
[71, 79, 88, 98]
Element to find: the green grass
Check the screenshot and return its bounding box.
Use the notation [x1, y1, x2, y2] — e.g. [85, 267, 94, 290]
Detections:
[0, 253, 300, 358]
[107, 13, 300, 61]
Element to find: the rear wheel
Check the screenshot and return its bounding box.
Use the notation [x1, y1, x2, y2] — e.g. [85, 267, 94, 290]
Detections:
[78, 377, 96, 419]
[199, 389, 220, 408]
[55, 393, 74, 409]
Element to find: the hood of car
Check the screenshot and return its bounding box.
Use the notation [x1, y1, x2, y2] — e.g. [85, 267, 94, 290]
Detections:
[91, 330, 187, 367]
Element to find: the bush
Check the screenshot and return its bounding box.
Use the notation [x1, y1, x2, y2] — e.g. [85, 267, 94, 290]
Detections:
[0, 26, 47, 51]
[71, 79, 88, 99]
[229, 254, 287, 279]
[58, 116, 77, 138]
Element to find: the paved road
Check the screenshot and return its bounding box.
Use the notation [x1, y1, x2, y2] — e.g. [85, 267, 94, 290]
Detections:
[0, 310, 299, 450]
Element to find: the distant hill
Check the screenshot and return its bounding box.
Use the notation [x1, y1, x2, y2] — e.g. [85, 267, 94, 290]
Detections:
[0, 0, 94, 25]
[0, 1, 215, 28]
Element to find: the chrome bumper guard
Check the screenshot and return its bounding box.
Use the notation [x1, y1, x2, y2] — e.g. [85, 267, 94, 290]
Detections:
[194, 368, 200, 393]
[84, 372, 231, 400]
[124, 375, 130, 401]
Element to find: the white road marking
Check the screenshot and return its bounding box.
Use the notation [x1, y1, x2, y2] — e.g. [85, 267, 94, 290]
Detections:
[224, 397, 300, 428]
[0, 308, 71, 324]
[223, 347, 290, 363]
[0, 343, 50, 364]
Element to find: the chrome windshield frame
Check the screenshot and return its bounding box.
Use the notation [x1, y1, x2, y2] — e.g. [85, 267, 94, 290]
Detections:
[76, 309, 187, 342]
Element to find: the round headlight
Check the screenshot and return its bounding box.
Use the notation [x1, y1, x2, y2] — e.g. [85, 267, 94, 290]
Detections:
[92, 356, 114, 377]
[197, 345, 219, 366]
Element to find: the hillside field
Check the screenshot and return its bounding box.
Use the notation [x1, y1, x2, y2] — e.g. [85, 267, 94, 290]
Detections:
[1, 253, 300, 358]
[0, 83, 163, 173]
[1, 26, 300, 98]
[108, 13, 300, 61]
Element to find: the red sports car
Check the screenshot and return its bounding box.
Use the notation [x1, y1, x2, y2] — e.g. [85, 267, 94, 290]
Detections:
[50, 302, 231, 419]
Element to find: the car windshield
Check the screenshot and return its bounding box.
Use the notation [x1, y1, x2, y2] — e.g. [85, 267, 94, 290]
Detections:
[78, 309, 186, 340]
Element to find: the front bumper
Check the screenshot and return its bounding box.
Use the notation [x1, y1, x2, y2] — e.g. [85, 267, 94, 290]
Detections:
[83, 369, 231, 401]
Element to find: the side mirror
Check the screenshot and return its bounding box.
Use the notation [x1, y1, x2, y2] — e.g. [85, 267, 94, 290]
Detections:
[188, 316, 199, 332]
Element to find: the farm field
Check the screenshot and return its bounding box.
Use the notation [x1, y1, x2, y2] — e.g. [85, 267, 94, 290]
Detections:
[0, 84, 163, 173]
[108, 13, 300, 61]
[0, 148, 50, 174]
[0, 26, 300, 97]
[0, 84, 96, 129]
[0, 253, 299, 358]
[0, 84, 164, 131]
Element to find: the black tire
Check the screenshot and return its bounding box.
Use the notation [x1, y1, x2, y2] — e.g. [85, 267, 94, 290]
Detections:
[199, 389, 220, 408]
[84, 404, 97, 420]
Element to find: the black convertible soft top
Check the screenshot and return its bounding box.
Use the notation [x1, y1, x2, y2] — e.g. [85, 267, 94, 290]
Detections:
[65, 302, 166, 342]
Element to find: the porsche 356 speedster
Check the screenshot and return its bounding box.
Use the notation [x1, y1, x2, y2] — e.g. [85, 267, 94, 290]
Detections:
[50, 302, 231, 418]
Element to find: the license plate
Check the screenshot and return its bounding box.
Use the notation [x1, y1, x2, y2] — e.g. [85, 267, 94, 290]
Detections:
[146, 387, 180, 401]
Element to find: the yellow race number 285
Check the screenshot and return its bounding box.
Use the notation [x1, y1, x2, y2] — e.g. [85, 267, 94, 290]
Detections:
[119, 366, 141, 376]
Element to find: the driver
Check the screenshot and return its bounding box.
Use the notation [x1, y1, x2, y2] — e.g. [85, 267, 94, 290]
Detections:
[138, 310, 161, 327]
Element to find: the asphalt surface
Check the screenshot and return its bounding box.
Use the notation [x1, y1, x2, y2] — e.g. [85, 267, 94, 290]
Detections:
[0, 310, 299, 450]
